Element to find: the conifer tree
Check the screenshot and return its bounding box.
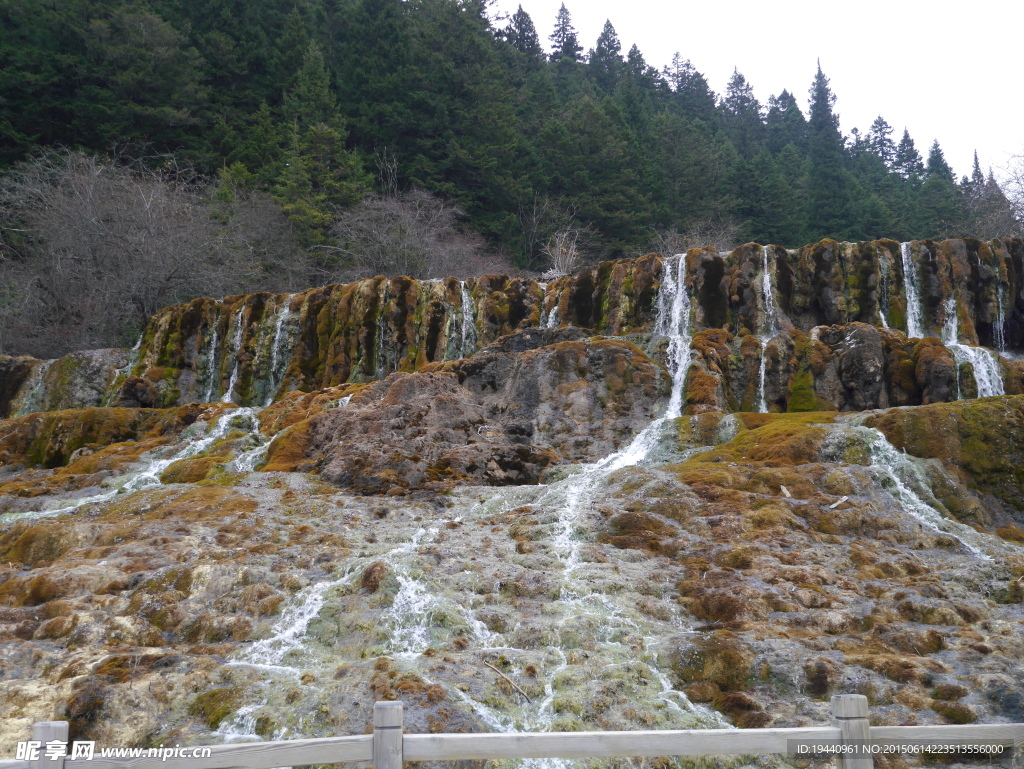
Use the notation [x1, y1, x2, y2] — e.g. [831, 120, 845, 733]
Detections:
[721, 69, 763, 158]
[504, 6, 544, 64]
[925, 140, 955, 182]
[285, 41, 339, 129]
[805, 63, 852, 239]
[589, 20, 623, 91]
[920, 139, 959, 235]
[867, 117, 896, 167]
[764, 90, 807, 154]
[663, 54, 717, 124]
[970, 151, 985, 190]
[895, 129, 925, 181]
[549, 4, 582, 63]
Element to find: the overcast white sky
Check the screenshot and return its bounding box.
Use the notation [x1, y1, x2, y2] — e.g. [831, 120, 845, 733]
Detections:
[487, 0, 1022, 180]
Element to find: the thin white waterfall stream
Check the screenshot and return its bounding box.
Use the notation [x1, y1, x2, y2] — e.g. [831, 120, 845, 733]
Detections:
[995, 284, 1008, 353]
[224, 307, 246, 403]
[11, 359, 56, 417]
[202, 325, 220, 404]
[101, 334, 144, 407]
[878, 254, 891, 329]
[901, 242, 926, 338]
[264, 296, 295, 406]
[757, 245, 776, 413]
[0, 408, 262, 524]
[217, 567, 360, 742]
[830, 424, 1000, 560]
[458, 281, 477, 359]
[941, 296, 1004, 399]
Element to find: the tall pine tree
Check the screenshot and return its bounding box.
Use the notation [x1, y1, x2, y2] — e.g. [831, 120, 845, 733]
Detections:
[549, 4, 582, 64]
[805, 63, 852, 239]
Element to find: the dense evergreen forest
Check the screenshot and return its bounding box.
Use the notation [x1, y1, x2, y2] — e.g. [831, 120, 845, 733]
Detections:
[1, 0, 1021, 356]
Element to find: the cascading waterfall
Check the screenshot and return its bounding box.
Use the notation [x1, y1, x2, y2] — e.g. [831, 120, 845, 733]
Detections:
[941, 296, 1004, 399]
[102, 334, 144, 407]
[878, 255, 891, 329]
[374, 288, 390, 380]
[545, 305, 559, 329]
[458, 281, 477, 359]
[264, 296, 295, 406]
[0, 408, 262, 524]
[995, 283, 1008, 353]
[205, 253, 721, 753]
[224, 307, 246, 403]
[900, 242, 926, 338]
[757, 245, 776, 413]
[11, 359, 56, 417]
[202, 326, 220, 404]
[830, 424, 996, 560]
[218, 568, 359, 741]
[381, 527, 499, 657]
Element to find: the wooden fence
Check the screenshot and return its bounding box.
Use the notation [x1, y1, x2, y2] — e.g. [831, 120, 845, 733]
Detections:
[3, 695, 1021, 769]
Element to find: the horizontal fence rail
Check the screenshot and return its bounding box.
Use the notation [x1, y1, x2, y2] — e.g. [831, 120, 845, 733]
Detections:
[3, 696, 1022, 769]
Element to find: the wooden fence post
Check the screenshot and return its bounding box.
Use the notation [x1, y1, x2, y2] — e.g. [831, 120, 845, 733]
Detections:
[373, 702, 403, 769]
[832, 694, 873, 769]
[30, 722, 68, 769]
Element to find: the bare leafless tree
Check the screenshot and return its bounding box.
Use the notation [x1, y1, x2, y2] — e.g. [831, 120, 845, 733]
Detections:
[651, 217, 743, 255]
[325, 188, 512, 281]
[0, 150, 303, 358]
[541, 227, 586, 279]
[997, 155, 1024, 236]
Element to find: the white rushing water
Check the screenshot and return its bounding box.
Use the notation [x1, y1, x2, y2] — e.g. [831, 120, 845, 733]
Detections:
[941, 296, 1004, 399]
[995, 283, 1008, 353]
[458, 281, 477, 359]
[900, 242, 926, 338]
[101, 334, 144, 407]
[217, 568, 360, 741]
[202, 325, 220, 404]
[757, 245, 776, 413]
[0, 408, 262, 524]
[375, 289, 390, 380]
[545, 296, 560, 330]
[878, 254, 891, 329]
[11, 359, 56, 417]
[830, 424, 993, 560]
[264, 296, 295, 406]
[224, 307, 246, 403]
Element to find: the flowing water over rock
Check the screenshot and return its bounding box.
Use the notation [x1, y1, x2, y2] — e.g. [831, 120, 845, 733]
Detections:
[900, 242, 926, 338]
[224, 307, 247, 403]
[459, 282, 478, 359]
[996, 284, 1008, 353]
[757, 246, 776, 413]
[878, 254, 891, 329]
[0, 407, 261, 524]
[941, 297, 1005, 399]
[202, 326, 220, 404]
[217, 567, 360, 741]
[10, 360, 56, 418]
[264, 297, 296, 406]
[6, 243, 1024, 757]
[205, 254, 720, 760]
[825, 422, 999, 560]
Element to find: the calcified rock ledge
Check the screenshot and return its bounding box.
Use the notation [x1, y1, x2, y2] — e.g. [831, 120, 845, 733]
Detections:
[0, 240, 1023, 761]
[3, 237, 1022, 419]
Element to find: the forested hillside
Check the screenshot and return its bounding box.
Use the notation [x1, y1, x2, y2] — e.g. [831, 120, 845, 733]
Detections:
[1, 0, 1021, 356]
